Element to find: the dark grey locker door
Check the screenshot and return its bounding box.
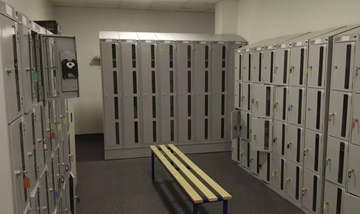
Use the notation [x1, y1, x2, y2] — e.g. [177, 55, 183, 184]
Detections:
[252, 84, 273, 118]
[303, 169, 322, 214]
[24, 112, 36, 191]
[274, 48, 290, 85]
[288, 87, 306, 126]
[177, 43, 193, 142]
[289, 46, 307, 87]
[243, 52, 251, 82]
[328, 91, 352, 140]
[240, 140, 250, 168]
[259, 152, 271, 183]
[343, 193, 360, 214]
[323, 181, 345, 214]
[252, 51, 263, 83]
[273, 120, 287, 157]
[306, 89, 325, 131]
[271, 154, 286, 193]
[274, 86, 288, 121]
[234, 82, 241, 109]
[331, 42, 355, 92]
[241, 111, 251, 140]
[351, 94, 360, 146]
[286, 161, 303, 204]
[231, 111, 241, 162]
[347, 144, 360, 197]
[308, 44, 327, 89]
[250, 150, 259, 175]
[159, 43, 176, 143]
[251, 118, 273, 152]
[21, 25, 34, 113]
[235, 53, 241, 81]
[34, 105, 45, 175]
[287, 124, 304, 165]
[242, 83, 252, 112]
[304, 129, 323, 174]
[263, 50, 275, 84]
[325, 136, 348, 187]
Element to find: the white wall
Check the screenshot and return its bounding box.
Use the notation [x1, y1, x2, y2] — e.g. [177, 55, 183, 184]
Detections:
[215, 0, 238, 34]
[55, 6, 215, 134]
[238, 0, 360, 44]
[3, 0, 54, 20]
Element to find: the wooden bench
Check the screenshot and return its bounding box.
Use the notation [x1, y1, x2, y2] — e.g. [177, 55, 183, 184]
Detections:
[150, 144, 232, 214]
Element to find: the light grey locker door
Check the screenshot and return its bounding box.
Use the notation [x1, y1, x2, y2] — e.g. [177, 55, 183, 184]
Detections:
[252, 84, 273, 118]
[243, 52, 251, 82]
[263, 50, 274, 84]
[287, 124, 304, 165]
[21, 26, 34, 113]
[240, 140, 250, 168]
[303, 169, 322, 214]
[347, 144, 360, 197]
[241, 111, 251, 141]
[231, 111, 241, 160]
[251, 118, 272, 152]
[286, 161, 303, 204]
[288, 87, 306, 126]
[34, 105, 45, 175]
[351, 94, 360, 146]
[328, 91, 352, 140]
[252, 51, 262, 83]
[235, 53, 242, 81]
[323, 181, 345, 214]
[289, 46, 307, 87]
[343, 193, 360, 214]
[306, 89, 325, 131]
[273, 120, 287, 157]
[24, 112, 36, 191]
[272, 154, 286, 192]
[274, 48, 290, 85]
[274, 86, 288, 121]
[250, 150, 259, 175]
[234, 81, 241, 109]
[304, 130, 323, 174]
[325, 136, 348, 187]
[242, 82, 252, 112]
[259, 152, 271, 183]
[308, 44, 327, 89]
[331, 42, 355, 92]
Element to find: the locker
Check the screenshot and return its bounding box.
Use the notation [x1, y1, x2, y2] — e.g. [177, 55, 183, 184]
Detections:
[251, 118, 272, 152]
[243, 52, 251, 82]
[343, 193, 360, 214]
[273, 120, 287, 157]
[271, 154, 286, 193]
[328, 91, 352, 140]
[325, 136, 348, 187]
[242, 82, 252, 112]
[355, 41, 360, 94]
[39, 171, 49, 214]
[240, 140, 250, 168]
[347, 144, 360, 197]
[34, 105, 46, 177]
[24, 112, 36, 191]
[286, 161, 303, 205]
[262, 50, 275, 84]
[231, 111, 241, 162]
[235, 53, 242, 81]
[302, 169, 322, 214]
[252, 84, 273, 118]
[249, 150, 259, 175]
[274, 86, 288, 121]
[274, 48, 290, 85]
[287, 124, 304, 165]
[331, 42, 355, 92]
[323, 181, 344, 214]
[240, 111, 251, 141]
[288, 87, 306, 126]
[308, 44, 327, 89]
[228, 45, 239, 140]
[351, 94, 360, 146]
[306, 89, 325, 131]
[259, 152, 271, 183]
[30, 183, 41, 214]
[234, 82, 241, 109]
[48, 156, 57, 213]
[231, 138, 240, 162]
[289, 46, 307, 87]
[252, 51, 262, 83]
[304, 130, 323, 174]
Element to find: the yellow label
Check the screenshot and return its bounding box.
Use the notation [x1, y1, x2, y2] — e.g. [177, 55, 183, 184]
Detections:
[58, 124, 62, 131]
[307, 68, 312, 74]
[324, 203, 326, 210]
[63, 118, 67, 125]
[272, 171, 275, 177]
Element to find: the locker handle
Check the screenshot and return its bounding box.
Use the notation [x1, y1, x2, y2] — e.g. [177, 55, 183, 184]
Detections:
[272, 170, 276, 177]
[286, 178, 290, 185]
[6, 68, 13, 74]
[302, 188, 307, 195]
[304, 148, 309, 156]
[274, 102, 278, 109]
[273, 137, 277, 143]
[240, 152, 244, 157]
[287, 142, 292, 148]
[349, 169, 354, 178]
[328, 113, 336, 121]
[325, 158, 331, 166]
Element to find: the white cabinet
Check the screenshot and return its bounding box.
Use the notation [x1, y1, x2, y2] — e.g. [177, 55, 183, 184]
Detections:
[351, 94, 360, 146]
[262, 50, 275, 84]
[286, 161, 303, 207]
[347, 144, 360, 197]
[240, 111, 251, 141]
[274, 48, 290, 85]
[271, 154, 286, 193]
[234, 82, 242, 109]
[302, 169, 322, 214]
[289, 46, 307, 87]
[304, 129, 323, 174]
[259, 152, 271, 183]
[343, 193, 360, 214]
[273, 120, 287, 157]
[243, 52, 251, 82]
[252, 52, 263, 83]
[287, 124, 304, 165]
[242, 82, 252, 112]
[323, 181, 345, 214]
[308, 44, 327, 89]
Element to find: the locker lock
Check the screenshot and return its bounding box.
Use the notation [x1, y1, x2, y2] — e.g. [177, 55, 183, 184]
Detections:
[271, 170, 276, 177]
[273, 137, 277, 143]
[356, 67, 359, 76]
[325, 158, 331, 166]
[328, 113, 336, 121]
[231, 146, 234, 150]
[251, 99, 255, 104]
[274, 102, 278, 109]
[348, 168, 354, 178]
[249, 157, 253, 162]
[286, 178, 290, 186]
[288, 105, 293, 112]
[274, 66, 278, 73]
[302, 188, 307, 196]
[287, 142, 292, 148]
[324, 201, 329, 210]
[240, 152, 244, 157]
[289, 66, 294, 73]
[304, 148, 309, 156]
[5, 68, 12, 74]
[352, 118, 359, 128]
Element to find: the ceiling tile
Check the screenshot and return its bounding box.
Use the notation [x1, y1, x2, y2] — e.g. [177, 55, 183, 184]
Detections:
[86, 0, 120, 8]
[149, 1, 185, 10]
[181, 2, 213, 10]
[118, 1, 153, 9]
[53, 0, 87, 6]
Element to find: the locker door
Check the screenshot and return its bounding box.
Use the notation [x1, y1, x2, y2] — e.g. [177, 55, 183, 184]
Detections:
[286, 161, 303, 205]
[242, 83, 252, 112]
[287, 124, 304, 165]
[259, 152, 271, 183]
[34, 105, 45, 175]
[331, 42, 355, 92]
[347, 144, 360, 197]
[235, 53, 242, 81]
[274, 48, 290, 85]
[274, 86, 288, 121]
[351, 94, 360, 146]
[21, 25, 34, 113]
[240, 140, 250, 168]
[303, 169, 322, 214]
[263, 50, 275, 84]
[306, 89, 325, 131]
[30, 184, 40, 214]
[252, 51, 262, 83]
[48, 157, 56, 213]
[323, 181, 345, 214]
[325, 136, 348, 187]
[289, 46, 307, 87]
[304, 130, 323, 174]
[39, 171, 49, 214]
[288, 87, 306, 126]
[273, 120, 287, 157]
[231, 111, 240, 161]
[308, 44, 327, 89]
[24, 113, 36, 191]
[240, 111, 251, 141]
[251, 118, 272, 152]
[328, 91, 352, 140]
[250, 150, 259, 175]
[271, 154, 286, 192]
[234, 82, 241, 109]
[232, 138, 240, 162]
[243, 52, 251, 82]
[343, 193, 360, 214]
[252, 84, 273, 118]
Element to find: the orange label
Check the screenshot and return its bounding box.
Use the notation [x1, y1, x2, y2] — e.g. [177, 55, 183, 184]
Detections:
[352, 121, 356, 128]
[24, 176, 30, 189]
[286, 180, 289, 186]
[289, 68, 293, 73]
[274, 104, 277, 109]
[51, 132, 56, 140]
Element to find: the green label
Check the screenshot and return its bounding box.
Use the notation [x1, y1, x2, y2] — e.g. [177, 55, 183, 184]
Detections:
[32, 72, 38, 82]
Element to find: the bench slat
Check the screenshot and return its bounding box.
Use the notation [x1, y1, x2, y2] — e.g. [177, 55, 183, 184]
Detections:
[168, 144, 232, 200]
[159, 145, 218, 202]
[150, 146, 203, 204]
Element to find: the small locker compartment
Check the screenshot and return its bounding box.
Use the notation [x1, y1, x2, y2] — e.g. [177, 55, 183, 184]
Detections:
[273, 120, 287, 157]
[235, 51, 242, 81]
[251, 118, 272, 152]
[274, 48, 290, 85]
[242, 82, 252, 112]
[252, 84, 274, 118]
[343, 193, 360, 214]
[306, 88, 325, 131]
[323, 181, 345, 214]
[274, 86, 288, 121]
[351, 94, 360, 146]
[308, 44, 327, 89]
[304, 130, 323, 174]
[328, 91, 352, 140]
[39, 169, 50, 214]
[30, 182, 41, 214]
[347, 144, 360, 197]
[34, 104, 46, 174]
[271, 154, 286, 193]
[231, 111, 241, 162]
[289, 46, 307, 87]
[240, 140, 251, 169]
[232, 138, 241, 163]
[262, 50, 275, 84]
[252, 51, 263, 83]
[249, 150, 259, 176]
[24, 112, 36, 191]
[286, 161, 303, 207]
[234, 82, 242, 109]
[325, 136, 348, 187]
[259, 152, 271, 183]
[240, 111, 252, 141]
[286, 124, 304, 165]
[288, 87, 306, 126]
[302, 169, 322, 214]
[48, 155, 58, 213]
[243, 52, 251, 82]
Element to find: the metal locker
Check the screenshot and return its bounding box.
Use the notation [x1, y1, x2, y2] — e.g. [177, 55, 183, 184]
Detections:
[30, 182, 41, 214]
[39, 170, 49, 214]
[48, 156, 57, 213]
[288, 87, 306, 126]
[351, 94, 360, 146]
[259, 152, 271, 183]
[240, 111, 251, 141]
[240, 140, 250, 168]
[243, 52, 251, 82]
[234, 82, 241, 109]
[274, 86, 288, 121]
[306, 89, 325, 131]
[323, 181, 344, 214]
[328, 91, 352, 140]
[287, 124, 304, 165]
[343, 193, 360, 214]
[289, 46, 307, 87]
[228, 45, 240, 140]
[262, 50, 275, 84]
[231, 111, 241, 162]
[251, 118, 272, 152]
[242, 82, 252, 112]
[304, 129, 323, 174]
[325, 136, 348, 187]
[34, 104, 46, 178]
[249, 150, 259, 175]
[331, 42, 355, 92]
[286, 161, 303, 205]
[302, 169, 322, 214]
[308, 44, 327, 89]
[347, 144, 360, 197]
[273, 120, 287, 157]
[271, 154, 286, 193]
[252, 84, 273, 118]
[235, 53, 242, 81]
[252, 51, 262, 83]
[24, 112, 36, 191]
[274, 48, 290, 85]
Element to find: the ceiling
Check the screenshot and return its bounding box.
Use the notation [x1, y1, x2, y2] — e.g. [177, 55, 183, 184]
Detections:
[52, 0, 237, 13]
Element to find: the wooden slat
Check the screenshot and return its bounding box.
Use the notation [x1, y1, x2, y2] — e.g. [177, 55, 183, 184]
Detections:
[159, 145, 218, 202]
[150, 146, 203, 204]
[168, 144, 232, 200]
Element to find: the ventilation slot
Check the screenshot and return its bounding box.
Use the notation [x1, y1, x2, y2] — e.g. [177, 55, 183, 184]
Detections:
[296, 128, 301, 163]
[312, 176, 318, 212]
[318, 46, 324, 86]
[314, 134, 319, 172]
[170, 70, 174, 93]
[153, 121, 157, 142]
[344, 44, 352, 89]
[266, 86, 271, 116]
[132, 71, 137, 94]
[31, 113, 38, 180]
[170, 120, 174, 141]
[114, 97, 119, 119]
[134, 122, 139, 143]
[112, 44, 117, 68]
[205, 119, 208, 139]
[169, 45, 173, 68]
[247, 142, 250, 168]
[205, 46, 209, 68]
[247, 84, 251, 110]
[270, 52, 274, 83]
[188, 71, 191, 93]
[205, 70, 209, 92]
[19, 122, 27, 202]
[336, 188, 343, 214]
[151, 45, 155, 68]
[298, 89, 303, 124]
[281, 124, 286, 156]
[264, 121, 270, 150]
[188, 95, 191, 117]
[246, 114, 250, 139]
[221, 95, 225, 116]
[222, 70, 226, 92]
[267, 153, 271, 182]
[132, 44, 136, 68]
[187, 45, 192, 68]
[239, 83, 241, 108]
[283, 50, 288, 84]
[281, 159, 285, 190]
[152, 96, 156, 118]
[170, 96, 174, 118]
[222, 46, 226, 68]
[205, 95, 209, 116]
[283, 88, 287, 120]
[299, 48, 305, 85]
[113, 71, 118, 94]
[188, 119, 192, 140]
[259, 53, 262, 82]
[295, 166, 300, 200]
[237, 139, 240, 162]
[13, 32, 21, 112]
[221, 118, 225, 138]
[316, 91, 321, 130]
[338, 142, 345, 184]
[239, 55, 242, 80]
[115, 122, 120, 144]
[248, 54, 251, 81]
[257, 151, 260, 174]
[133, 97, 138, 119]
[341, 95, 348, 138]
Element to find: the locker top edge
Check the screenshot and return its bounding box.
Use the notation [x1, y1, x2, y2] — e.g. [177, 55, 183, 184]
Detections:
[334, 25, 360, 43]
[309, 25, 360, 45]
[0, 1, 18, 21]
[99, 31, 120, 40]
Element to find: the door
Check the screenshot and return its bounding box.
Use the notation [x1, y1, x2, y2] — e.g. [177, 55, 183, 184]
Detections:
[274, 86, 288, 121]
[271, 154, 286, 193]
[235, 53, 242, 81]
[39, 171, 49, 214]
[289, 46, 307, 87]
[259, 152, 271, 183]
[232, 138, 241, 162]
[34, 105, 46, 175]
[347, 144, 360, 197]
[274, 48, 290, 85]
[231, 111, 241, 161]
[304, 130, 323, 174]
[302, 169, 322, 214]
[287, 124, 304, 165]
[263, 50, 275, 84]
[252, 51, 262, 83]
[250, 150, 259, 175]
[351, 94, 360, 146]
[24, 112, 36, 191]
[328, 91, 352, 140]
[240, 111, 251, 141]
[325, 136, 348, 187]
[251, 118, 272, 152]
[234, 82, 241, 109]
[288, 87, 306, 126]
[331, 42, 355, 92]
[240, 140, 250, 168]
[30, 183, 40, 214]
[242, 83, 252, 112]
[343, 193, 360, 214]
[21, 25, 34, 113]
[252, 84, 273, 118]
[308, 44, 327, 89]
[286, 161, 303, 205]
[243, 52, 251, 82]
[273, 120, 287, 157]
[306, 88, 325, 131]
[323, 181, 345, 214]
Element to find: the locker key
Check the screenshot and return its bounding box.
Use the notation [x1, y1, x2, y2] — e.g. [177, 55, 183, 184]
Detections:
[304, 148, 309, 156]
[44, 142, 48, 151]
[24, 175, 30, 189]
[348, 168, 354, 178]
[356, 67, 359, 76]
[273, 137, 277, 143]
[328, 113, 335, 121]
[249, 157, 253, 162]
[272, 170, 276, 178]
[286, 178, 290, 186]
[274, 66, 278, 73]
[302, 188, 307, 196]
[352, 118, 358, 128]
[324, 201, 329, 210]
[307, 66, 312, 74]
[240, 152, 244, 157]
[325, 158, 331, 166]
[274, 102, 278, 109]
[287, 142, 292, 149]
[289, 66, 294, 73]
[288, 105, 293, 112]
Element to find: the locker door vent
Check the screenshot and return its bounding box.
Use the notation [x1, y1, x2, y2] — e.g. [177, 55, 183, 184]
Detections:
[237, 139, 240, 162]
[296, 128, 301, 163]
[222, 71, 226, 92]
[316, 92, 321, 130]
[13, 33, 21, 112]
[170, 96, 174, 117]
[205, 46, 209, 68]
[266, 87, 271, 116]
[247, 142, 250, 168]
[312, 176, 318, 212]
[169, 45, 173, 68]
[115, 122, 120, 144]
[257, 151, 260, 174]
[246, 114, 250, 139]
[134, 122, 139, 143]
[114, 97, 119, 119]
[222, 46, 226, 68]
[248, 54, 251, 81]
[238, 84, 241, 108]
[132, 44, 136, 68]
[314, 134, 319, 172]
[133, 97, 138, 119]
[112, 44, 117, 68]
[153, 121, 157, 142]
[338, 142, 345, 184]
[187, 45, 191, 68]
[283, 50, 288, 84]
[170, 71, 174, 93]
[281, 159, 285, 190]
[298, 89, 303, 124]
[113, 71, 118, 94]
[221, 95, 225, 116]
[152, 96, 156, 118]
[247, 84, 251, 110]
[336, 188, 342, 214]
[299, 48, 305, 85]
[170, 120, 175, 141]
[239, 55, 242, 81]
[188, 95, 191, 117]
[152, 71, 156, 93]
[221, 118, 225, 138]
[205, 119, 208, 140]
[341, 95, 348, 137]
[281, 124, 286, 156]
[19, 122, 27, 202]
[188, 119, 192, 140]
[270, 52, 274, 83]
[267, 153, 271, 182]
[259, 53, 262, 82]
[132, 71, 137, 94]
[264, 121, 270, 150]
[205, 95, 209, 116]
[51, 159, 55, 204]
[205, 71, 209, 92]
[344, 44, 352, 89]
[283, 88, 287, 120]
[318, 47, 324, 86]
[31, 113, 38, 180]
[295, 166, 300, 200]
[188, 71, 191, 93]
[151, 45, 155, 68]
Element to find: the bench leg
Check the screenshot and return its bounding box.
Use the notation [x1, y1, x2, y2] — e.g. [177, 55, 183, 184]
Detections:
[223, 200, 228, 214]
[151, 151, 155, 181]
[193, 204, 198, 214]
